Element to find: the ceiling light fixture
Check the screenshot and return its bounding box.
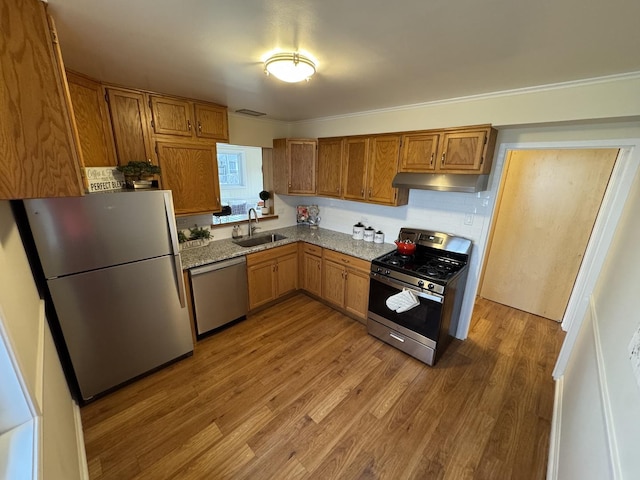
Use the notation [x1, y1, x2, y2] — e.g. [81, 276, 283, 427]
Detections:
[264, 52, 316, 83]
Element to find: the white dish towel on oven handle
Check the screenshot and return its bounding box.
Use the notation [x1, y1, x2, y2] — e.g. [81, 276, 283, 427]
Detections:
[386, 288, 420, 313]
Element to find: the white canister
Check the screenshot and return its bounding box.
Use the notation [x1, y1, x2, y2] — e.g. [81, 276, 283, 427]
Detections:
[363, 227, 375, 242]
[352, 223, 364, 240]
[374, 231, 384, 244]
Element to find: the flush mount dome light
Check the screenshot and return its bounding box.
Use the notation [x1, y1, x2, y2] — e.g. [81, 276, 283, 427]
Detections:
[264, 52, 316, 83]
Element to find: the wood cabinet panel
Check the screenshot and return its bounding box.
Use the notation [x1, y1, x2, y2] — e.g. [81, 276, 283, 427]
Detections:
[276, 252, 298, 296]
[66, 71, 117, 168]
[0, 0, 84, 199]
[367, 135, 402, 205]
[322, 259, 346, 308]
[194, 103, 228, 141]
[272, 138, 317, 195]
[106, 87, 154, 164]
[343, 137, 369, 200]
[155, 142, 221, 215]
[149, 96, 193, 137]
[399, 132, 440, 172]
[317, 137, 344, 197]
[247, 243, 299, 310]
[322, 249, 370, 321]
[438, 130, 487, 171]
[344, 268, 370, 321]
[302, 243, 323, 297]
[247, 262, 277, 309]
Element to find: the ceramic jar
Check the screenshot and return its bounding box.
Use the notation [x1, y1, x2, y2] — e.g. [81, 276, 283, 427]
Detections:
[364, 227, 375, 242]
[374, 231, 384, 243]
[352, 222, 365, 240]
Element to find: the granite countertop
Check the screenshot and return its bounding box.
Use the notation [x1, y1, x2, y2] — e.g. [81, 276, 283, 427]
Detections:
[180, 225, 396, 270]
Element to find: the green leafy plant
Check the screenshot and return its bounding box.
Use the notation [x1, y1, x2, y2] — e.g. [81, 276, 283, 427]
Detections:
[177, 230, 189, 243]
[188, 226, 211, 240]
[117, 161, 161, 178]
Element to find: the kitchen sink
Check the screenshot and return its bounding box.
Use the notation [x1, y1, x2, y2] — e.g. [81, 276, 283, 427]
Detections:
[233, 233, 287, 248]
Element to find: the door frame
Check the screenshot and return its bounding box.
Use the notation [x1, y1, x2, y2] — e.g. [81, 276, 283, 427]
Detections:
[474, 138, 640, 379]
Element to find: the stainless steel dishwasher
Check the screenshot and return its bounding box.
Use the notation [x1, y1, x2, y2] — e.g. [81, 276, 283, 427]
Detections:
[189, 256, 248, 337]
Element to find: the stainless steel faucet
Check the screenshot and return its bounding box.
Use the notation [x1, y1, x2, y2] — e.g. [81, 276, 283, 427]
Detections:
[247, 208, 259, 237]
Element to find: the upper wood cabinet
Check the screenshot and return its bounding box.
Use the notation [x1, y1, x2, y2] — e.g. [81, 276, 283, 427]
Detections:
[437, 127, 497, 174]
[155, 142, 221, 215]
[399, 132, 440, 172]
[399, 125, 497, 174]
[342, 135, 408, 206]
[149, 95, 229, 142]
[316, 137, 344, 198]
[105, 87, 154, 165]
[0, 0, 84, 199]
[66, 71, 117, 168]
[272, 139, 318, 195]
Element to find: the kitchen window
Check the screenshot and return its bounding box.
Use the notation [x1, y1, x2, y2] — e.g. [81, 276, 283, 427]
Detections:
[218, 152, 245, 186]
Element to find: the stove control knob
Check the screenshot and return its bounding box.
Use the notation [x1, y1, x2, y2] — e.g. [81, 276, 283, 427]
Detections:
[376, 267, 384, 274]
[385, 270, 391, 276]
[417, 280, 424, 288]
[427, 283, 435, 290]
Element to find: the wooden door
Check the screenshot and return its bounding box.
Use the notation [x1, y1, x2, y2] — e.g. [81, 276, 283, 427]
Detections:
[1, 0, 84, 199]
[438, 129, 487, 172]
[155, 142, 221, 215]
[343, 137, 369, 201]
[247, 261, 276, 309]
[400, 133, 440, 172]
[276, 252, 298, 297]
[149, 96, 193, 137]
[344, 267, 370, 321]
[106, 88, 154, 164]
[323, 260, 346, 308]
[303, 252, 323, 297]
[317, 137, 344, 197]
[288, 140, 317, 194]
[194, 103, 229, 141]
[480, 149, 618, 321]
[66, 72, 117, 167]
[367, 135, 401, 205]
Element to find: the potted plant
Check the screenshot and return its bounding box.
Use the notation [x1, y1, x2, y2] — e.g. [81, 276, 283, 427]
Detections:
[259, 190, 271, 215]
[117, 161, 161, 188]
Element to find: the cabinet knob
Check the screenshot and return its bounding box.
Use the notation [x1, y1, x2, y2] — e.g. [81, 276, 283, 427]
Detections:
[368, 189, 371, 196]
[361, 189, 364, 196]
[198, 122, 202, 132]
[441, 152, 446, 164]
[187, 120, 192, 131]
[430, 152, 434, 165]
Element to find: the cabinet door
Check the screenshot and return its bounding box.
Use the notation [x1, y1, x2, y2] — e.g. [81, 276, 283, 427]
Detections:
[343, 137, 369, 201]
[317, 138, 344, 197]
[276, 252, 298, 297]
[399, 133, 439, 172]
[155, 142, 221, 215]
[247, 261, 277, 309]
[149, 95, 193, 137]
[194, 103, 229, 141]
[289, 140, 317, 194]
[106, 88, 154, 164]
[1, 0, 84, 199]
[302, 252, 322, 297]
[438, 129, 487, 172]
[367, 135, 401, 205]
[322, 260, 346, 308]
[344, 267, 370, 321]
[66, 72, 117, 168]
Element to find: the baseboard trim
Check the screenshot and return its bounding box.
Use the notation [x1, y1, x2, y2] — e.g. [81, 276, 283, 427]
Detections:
[73, 403, 90, 480]
[547, 375, 563, 480]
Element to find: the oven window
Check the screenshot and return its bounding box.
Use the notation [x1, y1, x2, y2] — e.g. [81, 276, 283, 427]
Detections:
[368, 278, 443, 341]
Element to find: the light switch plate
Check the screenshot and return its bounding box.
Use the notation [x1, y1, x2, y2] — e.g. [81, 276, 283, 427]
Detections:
[628, 322, 640, 391]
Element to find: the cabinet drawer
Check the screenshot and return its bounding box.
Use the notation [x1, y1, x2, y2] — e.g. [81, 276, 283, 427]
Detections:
[303, 243, 323, 257]
[323, 249, 370, 273]
[246, 242, 298, 266]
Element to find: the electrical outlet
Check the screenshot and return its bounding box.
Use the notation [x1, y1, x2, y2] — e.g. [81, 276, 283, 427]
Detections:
[464, 213, 474, 226]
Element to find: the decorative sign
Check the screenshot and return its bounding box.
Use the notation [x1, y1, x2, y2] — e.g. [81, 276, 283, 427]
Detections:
[84, 167, 125, 193]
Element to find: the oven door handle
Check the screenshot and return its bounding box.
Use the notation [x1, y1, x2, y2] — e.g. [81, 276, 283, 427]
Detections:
[372, 273, 444, 304]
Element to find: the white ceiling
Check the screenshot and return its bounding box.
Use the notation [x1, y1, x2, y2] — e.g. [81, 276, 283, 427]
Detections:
[49, 0, 640, 122]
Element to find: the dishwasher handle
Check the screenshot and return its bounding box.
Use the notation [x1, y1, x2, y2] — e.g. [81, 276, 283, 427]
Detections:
[190, 256, 247, 275]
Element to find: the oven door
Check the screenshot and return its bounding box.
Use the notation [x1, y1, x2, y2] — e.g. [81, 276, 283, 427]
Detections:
[367, 273, 444, 348]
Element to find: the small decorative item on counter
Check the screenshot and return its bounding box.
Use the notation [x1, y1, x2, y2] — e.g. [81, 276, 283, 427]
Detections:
[232, 225, 241, 239]
[309, 215, 321, 230]
[259, 190, 271, 215]
[374, 230, 385, 244]
[179, 225, 213, 250]
[363, 226, 375, 242]
[297, 205, 320, 224]
[352, 222, 365, 240]
[117, 161, 161, 189]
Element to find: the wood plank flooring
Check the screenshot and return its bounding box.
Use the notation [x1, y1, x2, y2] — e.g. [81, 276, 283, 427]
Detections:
[81, 294, 565, 480]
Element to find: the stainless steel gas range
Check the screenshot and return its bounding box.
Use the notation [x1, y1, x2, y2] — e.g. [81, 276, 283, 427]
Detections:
[367, 228, 472, 366]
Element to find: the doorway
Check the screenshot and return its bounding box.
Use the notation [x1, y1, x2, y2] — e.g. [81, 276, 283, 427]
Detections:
[480, 148, 618, 321]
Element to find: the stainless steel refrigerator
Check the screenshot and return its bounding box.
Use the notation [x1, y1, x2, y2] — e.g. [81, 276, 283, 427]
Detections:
[24, 190, 193, 401]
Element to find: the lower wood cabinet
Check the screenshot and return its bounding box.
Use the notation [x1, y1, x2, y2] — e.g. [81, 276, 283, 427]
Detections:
[247, 243, 298, 310]
[322, 249, 371, 322]
[301, 243, 323, 297]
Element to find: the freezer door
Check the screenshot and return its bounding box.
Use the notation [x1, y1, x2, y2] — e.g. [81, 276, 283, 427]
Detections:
[48, 255, 193, 400]
[25, 190, 177, 278]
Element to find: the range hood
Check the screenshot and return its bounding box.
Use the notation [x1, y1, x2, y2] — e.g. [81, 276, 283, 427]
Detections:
[392, 172, 489, 193]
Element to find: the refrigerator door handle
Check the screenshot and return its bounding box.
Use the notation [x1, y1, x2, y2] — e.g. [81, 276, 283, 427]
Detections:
[163, 192, 180, 256]
[173, 254, 187, 308]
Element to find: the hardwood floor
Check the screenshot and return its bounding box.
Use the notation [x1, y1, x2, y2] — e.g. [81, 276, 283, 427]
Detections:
[81, 294, 565, 479]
